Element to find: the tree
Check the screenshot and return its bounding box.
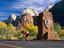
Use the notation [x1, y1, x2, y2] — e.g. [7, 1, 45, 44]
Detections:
[54, 23, 61, 37]
[4, 23, 16, 39]
[24, 24, 38, 39]
[0, 22, 7, 38]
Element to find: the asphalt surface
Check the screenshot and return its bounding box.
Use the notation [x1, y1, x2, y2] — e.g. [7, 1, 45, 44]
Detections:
[0, 40, 64, 48]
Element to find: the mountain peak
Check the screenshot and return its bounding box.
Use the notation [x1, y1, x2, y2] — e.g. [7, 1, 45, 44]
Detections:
[9, 14, 17, 21]
[21, 8, 39, 16]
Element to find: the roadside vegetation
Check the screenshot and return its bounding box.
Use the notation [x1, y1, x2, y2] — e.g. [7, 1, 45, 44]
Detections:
[0, 21, 38, 40]
[54, 23, 64, 39]
[0, 21, 64, 40]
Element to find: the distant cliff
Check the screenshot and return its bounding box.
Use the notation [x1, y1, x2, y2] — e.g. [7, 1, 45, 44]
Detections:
[49, 0, 64, 27]
[3, 14, 20, 26]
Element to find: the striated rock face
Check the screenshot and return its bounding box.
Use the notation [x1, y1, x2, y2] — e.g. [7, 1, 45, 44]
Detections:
[37, 12, 58, 40]
[20, 8, 39, 26]
[21, 13, 33, 26]
[21, 8, 39, 16]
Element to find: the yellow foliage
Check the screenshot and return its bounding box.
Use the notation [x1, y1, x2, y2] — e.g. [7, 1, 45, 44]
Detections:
[13, 26, 16, 30]
[15, 31, 17, 33]
[8, 23, 13, 28]
[20, 34, 23, 37]
[0, 21, 7, 28]
[0, 22, 38, 40]
[24, 24, 35, 31]
[61, 30, 64, 35]
[21, 28, 25, 31]
[8, 23, 16, 31]
[34, 26, 38, 33]
[17, 30, 21, 32]
[25, 24, 30, 30]
[24, 24, 38, 37]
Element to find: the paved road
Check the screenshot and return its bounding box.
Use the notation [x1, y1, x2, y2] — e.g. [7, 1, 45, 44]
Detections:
[0, 40, 64, 48]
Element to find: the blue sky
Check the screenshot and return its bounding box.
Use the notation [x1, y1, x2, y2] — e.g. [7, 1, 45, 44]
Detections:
[0, 0, 61, 21]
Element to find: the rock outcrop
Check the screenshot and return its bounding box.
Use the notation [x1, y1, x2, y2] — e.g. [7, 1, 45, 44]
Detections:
[20, 8, 39, 26]
[21, 13, 33, 26]
[8, 14, 17, 22]
[37, 12, 58, 40]
[4, 14, 20, 26]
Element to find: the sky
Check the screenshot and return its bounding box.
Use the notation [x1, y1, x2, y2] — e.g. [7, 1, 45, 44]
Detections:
[0, 0, 61, 21]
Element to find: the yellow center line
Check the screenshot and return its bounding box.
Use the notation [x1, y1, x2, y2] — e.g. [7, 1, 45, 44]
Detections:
[0, 43, 24, 48]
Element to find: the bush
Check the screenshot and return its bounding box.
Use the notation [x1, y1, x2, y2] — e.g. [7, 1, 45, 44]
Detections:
[54, 23, 61, 37]
[0, 22, 17, 40]
[60, 30, 64, 39]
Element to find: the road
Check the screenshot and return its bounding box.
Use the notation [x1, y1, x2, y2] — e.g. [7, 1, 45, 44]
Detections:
[0, 40, 64, 48]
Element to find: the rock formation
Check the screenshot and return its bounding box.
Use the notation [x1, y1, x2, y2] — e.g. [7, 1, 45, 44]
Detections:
[20, 8, 39, 26]
[4, 14, 20, 26]
[8, 14, 17, 23]
[37, 12, 58, 40]
[21, 13, 33, 26]
[4, 8, 39, 26]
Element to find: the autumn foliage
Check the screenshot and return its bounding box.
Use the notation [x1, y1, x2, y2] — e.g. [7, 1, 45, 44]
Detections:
[0, 22, 38, 40]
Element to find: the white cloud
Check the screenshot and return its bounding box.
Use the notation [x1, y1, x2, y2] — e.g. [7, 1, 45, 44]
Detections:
[11, 0, 58, 12]
[12, 4, 26, 9]
[0, 12, 5, 16]
[11, 4, 44, 12]
[0, 12, 8, 17]
[11, 0, 45, 11]
[27, 6, 45, 11]
[18, 0, 45, 5]
[48, 0, 56, 2]
[0, 18, 8, 20]
[0, 12, 11, 17]
[48, 0, 61, 3]
[0, 12, 8, 20]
